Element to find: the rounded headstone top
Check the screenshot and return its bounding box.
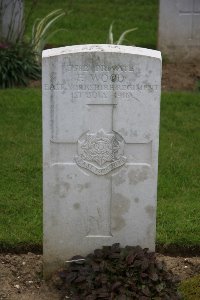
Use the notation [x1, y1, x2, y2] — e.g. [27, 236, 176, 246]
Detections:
[42, 44, 161, 60]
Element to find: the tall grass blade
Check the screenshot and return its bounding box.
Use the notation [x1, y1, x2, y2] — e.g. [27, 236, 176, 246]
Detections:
[116, 28, 137, 45]
[108, 22, 114, 44]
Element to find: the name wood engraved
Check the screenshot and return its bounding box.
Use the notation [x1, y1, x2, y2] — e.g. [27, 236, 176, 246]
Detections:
[75, 129, 127, 175]
[43, 62, 159, 99]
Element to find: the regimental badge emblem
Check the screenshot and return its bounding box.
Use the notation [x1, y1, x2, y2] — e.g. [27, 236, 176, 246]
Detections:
[75, 129, 127, 175]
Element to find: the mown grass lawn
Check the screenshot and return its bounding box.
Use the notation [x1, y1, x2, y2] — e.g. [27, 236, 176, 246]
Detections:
[24, 0, 158, 48]
[158, 93, 200, 245]
[0, 0, 199, 249]
[0, 89, 199, 248]
[0, 89, 42, 247]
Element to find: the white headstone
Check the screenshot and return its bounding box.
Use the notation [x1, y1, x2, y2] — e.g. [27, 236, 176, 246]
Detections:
[42, 45, 162, 277]
[0, 0, 23, 43]
[158, 0, 200, 61]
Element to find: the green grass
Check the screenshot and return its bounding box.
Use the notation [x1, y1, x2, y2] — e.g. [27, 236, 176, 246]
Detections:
[0, 89, 199, 248]
[179, 275, 200, 300]
[0, 89, 42, 247]
[24, 0, 158, 48]
[1, 0, 199, 252]
[157, 93, 200, 246]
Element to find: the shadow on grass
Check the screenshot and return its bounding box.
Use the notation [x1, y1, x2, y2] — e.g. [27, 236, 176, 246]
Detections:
[1, 242, 200, 257]
[156, 243, 200, 257]
[0, 243, 42, 254]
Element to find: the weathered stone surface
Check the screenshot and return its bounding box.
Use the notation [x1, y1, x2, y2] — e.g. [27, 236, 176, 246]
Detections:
[158, 0, 200, 62]
[0, 0, 23, 42]
[42, 44, 162, 277]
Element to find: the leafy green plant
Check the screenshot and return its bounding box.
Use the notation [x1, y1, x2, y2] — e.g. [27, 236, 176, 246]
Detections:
[0, 5, 67, 88]
[55, 244, 182, 299]
[0, 43, 41, 88]
[31, 9, 67, 61]
[107, 22, 137, 45]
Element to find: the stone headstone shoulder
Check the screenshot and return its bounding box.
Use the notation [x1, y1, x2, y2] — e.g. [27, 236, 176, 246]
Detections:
[0, 0, 23, 43]
[42, 44, 162, 277]
[158, 0, 200, 61]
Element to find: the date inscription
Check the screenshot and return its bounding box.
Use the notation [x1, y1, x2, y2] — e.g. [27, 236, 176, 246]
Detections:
[44, 63, 159, 99]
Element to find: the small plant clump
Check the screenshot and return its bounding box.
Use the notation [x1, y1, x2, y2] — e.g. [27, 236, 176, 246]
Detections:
[107, 22, 137, 45]
[31, 9, 67, 62]
[56, 244, 182, 299]
[0, 43, 41, 88]
[0, 0, 66, 88]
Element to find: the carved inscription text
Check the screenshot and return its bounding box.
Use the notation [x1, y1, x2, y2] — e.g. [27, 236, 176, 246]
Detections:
[44, 61, 159, 100]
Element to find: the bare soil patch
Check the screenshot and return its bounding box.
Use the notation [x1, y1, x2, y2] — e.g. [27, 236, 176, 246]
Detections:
[0, 252, 200, 300]
[162, 62, 200, 91]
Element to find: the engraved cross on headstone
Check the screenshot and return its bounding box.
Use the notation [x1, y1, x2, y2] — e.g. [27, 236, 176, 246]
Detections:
[178, 0, 200, 40]
[51, 138, 152, 238]
[51, 99, 152, 239]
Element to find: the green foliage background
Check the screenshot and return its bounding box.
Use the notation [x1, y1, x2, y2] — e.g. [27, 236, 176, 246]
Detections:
[0, 0, 200, 251]
[24, 0, 158, 48]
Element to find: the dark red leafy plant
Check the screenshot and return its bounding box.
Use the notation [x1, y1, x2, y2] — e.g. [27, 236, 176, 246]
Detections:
[54, 244, 182, 300]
